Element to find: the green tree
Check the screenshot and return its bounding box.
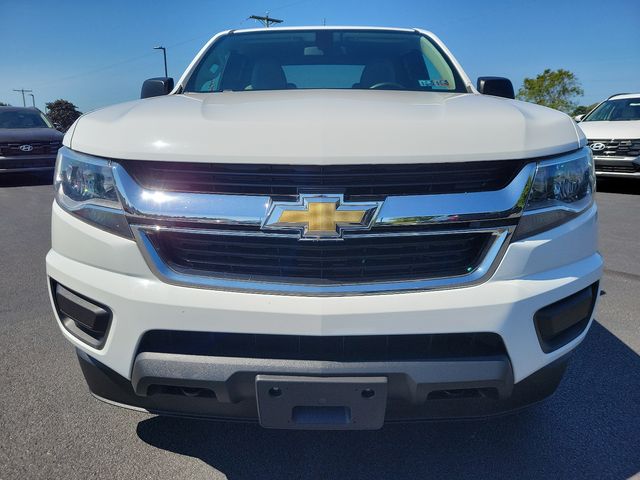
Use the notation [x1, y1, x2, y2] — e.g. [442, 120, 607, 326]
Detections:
[45, 99, 82, 132]
[0, 102, 10, 106]
[517, 69, 584, 114]
[571, 103, 599, 117]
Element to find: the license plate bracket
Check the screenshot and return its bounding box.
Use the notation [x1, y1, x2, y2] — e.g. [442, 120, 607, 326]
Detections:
[256, 375, 387, 430]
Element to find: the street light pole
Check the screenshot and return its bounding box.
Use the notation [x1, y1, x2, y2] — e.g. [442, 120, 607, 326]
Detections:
[153, 46, 168, 77]
[28, 93, 36, 108]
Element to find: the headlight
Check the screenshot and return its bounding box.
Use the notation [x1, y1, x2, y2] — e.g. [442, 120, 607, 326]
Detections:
[54, 147, 132, 238]
[514, 148, 595, 240]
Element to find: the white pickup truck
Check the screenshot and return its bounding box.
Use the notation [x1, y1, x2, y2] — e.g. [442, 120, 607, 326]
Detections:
[47, 26, 601, 430]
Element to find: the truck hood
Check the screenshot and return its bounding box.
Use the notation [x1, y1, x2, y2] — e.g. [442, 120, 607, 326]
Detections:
[69, 90, 581, 164]
[577, 120, 640, 140]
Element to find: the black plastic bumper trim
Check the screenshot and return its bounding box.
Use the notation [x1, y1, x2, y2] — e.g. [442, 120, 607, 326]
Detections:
[130, 351, 514, 403]
[534, 282, 599, 353]
[76, 348, 572, 424]
[51, 280, 112, 349]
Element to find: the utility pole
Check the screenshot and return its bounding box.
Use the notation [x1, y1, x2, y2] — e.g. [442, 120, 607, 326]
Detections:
[153, 46, 168, 77]
[13, 88, 32, 107]
[28, 93, 36, 108]
[249, 13, 283, 28]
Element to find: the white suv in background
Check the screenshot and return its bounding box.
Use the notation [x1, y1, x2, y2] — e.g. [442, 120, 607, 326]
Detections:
[47, 27, 601, 430]
[578, 93, 640, 179]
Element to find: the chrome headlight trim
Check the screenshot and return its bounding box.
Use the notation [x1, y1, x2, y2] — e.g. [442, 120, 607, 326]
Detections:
[54, 147, 132, 238]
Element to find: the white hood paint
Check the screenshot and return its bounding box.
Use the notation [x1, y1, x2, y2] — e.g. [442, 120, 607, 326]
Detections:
[577, 120, 640, 140]
[69, 90, 581, 164]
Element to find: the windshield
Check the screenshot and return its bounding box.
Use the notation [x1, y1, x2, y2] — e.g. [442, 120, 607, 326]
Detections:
[184, 29, 466, 93]
[583, 98, 640, 122]
[0, 110, 53, 129]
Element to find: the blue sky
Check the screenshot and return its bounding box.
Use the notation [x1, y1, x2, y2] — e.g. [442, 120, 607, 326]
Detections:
[1, 0, 638, 113]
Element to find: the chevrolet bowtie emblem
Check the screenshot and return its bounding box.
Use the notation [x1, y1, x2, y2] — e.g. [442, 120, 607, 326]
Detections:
[263, 195, 382, 239]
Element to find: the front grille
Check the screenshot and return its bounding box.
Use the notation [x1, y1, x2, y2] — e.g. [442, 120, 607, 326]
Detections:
[589, 138, 640, 158]
[0, 157, 55, 169]
[0, 140, 61, 157]
[119, 155, 536, 292]
[146, 230, 492, 284]
[596, 164, 639, 173]
[121, 160, 528, 200]
[138, 331, 506, 362]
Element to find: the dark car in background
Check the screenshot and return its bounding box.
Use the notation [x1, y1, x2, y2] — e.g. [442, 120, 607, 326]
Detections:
[0, 106, 63, 173]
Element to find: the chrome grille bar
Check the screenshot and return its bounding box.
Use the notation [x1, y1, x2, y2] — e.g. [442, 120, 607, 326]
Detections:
[113, 162, 536, 227]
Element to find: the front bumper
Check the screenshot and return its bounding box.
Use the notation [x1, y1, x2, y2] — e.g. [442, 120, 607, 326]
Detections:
[0, 154, 56, 172]
[77, 348, 571, 424]
[47, 201, 602, 423]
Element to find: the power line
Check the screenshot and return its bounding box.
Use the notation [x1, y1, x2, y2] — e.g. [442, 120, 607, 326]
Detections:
[27, 2, 303, 90]
[249, 14, 283, 28]
[29, 31, 216, 89]
[30, 53, 153, 88]
[268, 0, 311, 13]
[25, 0, 308, 89]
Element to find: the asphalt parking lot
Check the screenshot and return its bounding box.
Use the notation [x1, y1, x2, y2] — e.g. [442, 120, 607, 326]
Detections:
[0, 174, 638, 479]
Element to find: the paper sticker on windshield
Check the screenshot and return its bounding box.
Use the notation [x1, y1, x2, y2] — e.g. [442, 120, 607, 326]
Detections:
[419, 79, 433, 87]
[432, 79, 450, 88]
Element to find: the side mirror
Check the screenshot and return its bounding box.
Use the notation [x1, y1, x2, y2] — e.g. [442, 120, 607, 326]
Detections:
[141, 77, 174, 99]
[574, 114, 584, 122]
[477, 77, 515, 99]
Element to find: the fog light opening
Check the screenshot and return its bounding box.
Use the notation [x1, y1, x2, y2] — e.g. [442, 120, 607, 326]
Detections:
[534, 282, 599, 353]
[51, 279, 112, 349]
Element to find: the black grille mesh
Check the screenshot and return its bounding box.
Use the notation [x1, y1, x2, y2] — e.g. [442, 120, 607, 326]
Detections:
[596, 164, 639, 173]
[121, 160, 528, 199]
[147, 230, 492, 284]
[138, 330, 507, 362]
[0, 157, 55, 169]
